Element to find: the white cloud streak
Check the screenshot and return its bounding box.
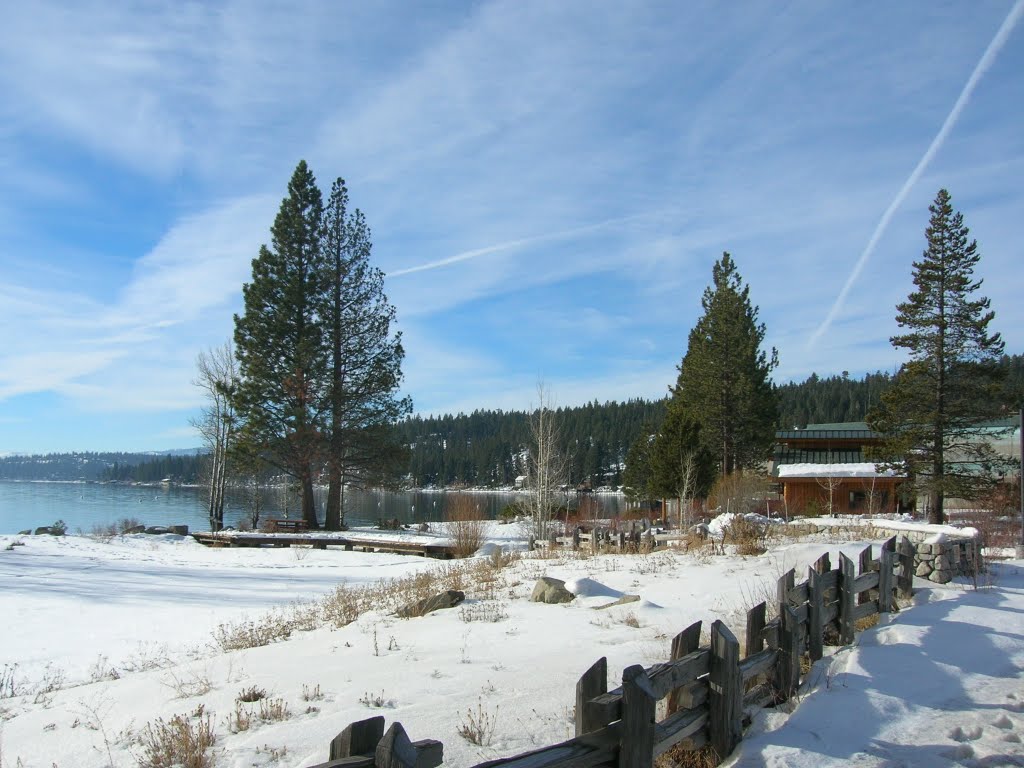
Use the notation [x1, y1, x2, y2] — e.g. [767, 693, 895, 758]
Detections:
[808, 0, 1024, 348]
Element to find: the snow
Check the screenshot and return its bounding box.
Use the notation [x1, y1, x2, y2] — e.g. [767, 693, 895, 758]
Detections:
[776, 462, 899, 478]
[2, 520, 1023, 768]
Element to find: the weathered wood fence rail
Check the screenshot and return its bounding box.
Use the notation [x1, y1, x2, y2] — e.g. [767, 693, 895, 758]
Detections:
[312, 536, 916, 768]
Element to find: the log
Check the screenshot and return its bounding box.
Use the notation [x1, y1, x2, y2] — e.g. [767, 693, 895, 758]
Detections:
[853, 571, 879, 594]
[739, 647, 777, 682]
[652, 707, 708, 757]
[853, 601, 878, 622]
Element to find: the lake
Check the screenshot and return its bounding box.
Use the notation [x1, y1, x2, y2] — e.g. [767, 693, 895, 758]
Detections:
[0, 481, 627, 534]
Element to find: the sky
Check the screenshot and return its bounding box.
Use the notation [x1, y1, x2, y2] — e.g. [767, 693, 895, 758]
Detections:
[0, 1, 1022, 454]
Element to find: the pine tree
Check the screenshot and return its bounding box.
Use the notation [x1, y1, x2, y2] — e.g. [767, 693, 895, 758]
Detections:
[673, 253, 778, 476]
[649, 405, 716, 522]
[868, 189, 1012, 524]
[320, 177, 411, 530]
[233, 160, 327, 529]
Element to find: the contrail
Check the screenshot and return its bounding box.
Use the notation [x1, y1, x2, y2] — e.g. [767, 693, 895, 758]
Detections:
[808, 0, 1024, 348]
[385, 212, 650, 279]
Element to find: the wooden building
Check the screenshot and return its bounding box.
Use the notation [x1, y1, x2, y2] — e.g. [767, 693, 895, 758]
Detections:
[772, 423, 904, 516]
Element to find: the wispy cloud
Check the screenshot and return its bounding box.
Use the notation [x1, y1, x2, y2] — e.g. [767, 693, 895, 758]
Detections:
[808, 0, 1024, 348]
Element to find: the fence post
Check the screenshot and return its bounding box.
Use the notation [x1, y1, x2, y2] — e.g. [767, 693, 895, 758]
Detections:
[708, 620, 742, 760]
[575, 657, 608, 736]
[838, 553, 856, 645]
[376, 722, 418, 768]
[878, 537, 895, 613]
[621, 665, 656, 768]
[777, 568, 795, 610]
[897, 536, 915, 600]
[330, 715, 385, 760]
[814, 552, 831, 574]
[776, 604, 800, 702]
[745, 602, 766, 658]
[807, 566, 824, 663]
[667, 620, 702, 715]
[858, 546, 873, 605]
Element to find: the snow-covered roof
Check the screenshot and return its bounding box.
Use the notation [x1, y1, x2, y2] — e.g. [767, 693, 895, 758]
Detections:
[776, 462, 901, 479]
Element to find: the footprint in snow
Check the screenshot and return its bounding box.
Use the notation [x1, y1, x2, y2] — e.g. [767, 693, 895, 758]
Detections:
[949, 725, 983, 742]
[993, 713, 1014, 730]
[943, 743, 975, 760]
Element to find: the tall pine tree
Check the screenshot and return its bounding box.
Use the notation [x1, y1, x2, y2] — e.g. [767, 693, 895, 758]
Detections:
[673, 253, 778, 476]
[868, 189, 1012, 524]
[233, 160, 327, 528]
[320, 178, 411, 530]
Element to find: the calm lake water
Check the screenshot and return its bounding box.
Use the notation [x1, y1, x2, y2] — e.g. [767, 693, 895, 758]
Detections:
[0, 481, 626, 534]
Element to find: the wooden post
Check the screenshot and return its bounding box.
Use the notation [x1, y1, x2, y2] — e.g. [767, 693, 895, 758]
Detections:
[621, 665, 656, 768]
[838, 553, 855, 645]
[575, 657, 608, 736]
[376, 722, 418, 768]
[330, 716, 385, 760]
[745, 602, 766, 658]
[777, 568, 795, 610]
[572, 527, 581, 550]
[807, 566, 824, 663]
[878, 537, 895, 613]
[814, 552, 831, 574]
[776, 604, 800, 702]
[897, 536, 914, 600]
[666, 620, 702, 715]
[708, 620, 742, 760]
[858, 546, 873, 605]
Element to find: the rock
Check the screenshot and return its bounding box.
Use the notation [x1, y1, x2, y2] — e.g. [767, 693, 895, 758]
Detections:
[125, 525, 146, 534]
[689, 524, 710, 538]
[917, 552, 934, 561]
[929, 569, 953, 583]
[917, 543, 932, 555]
[170, 525, 189, 536]
[593, 594, 641, 610]
[396, 590, 465, 618]
[916, 562, 933, 577]
[933, 555, 951, 571]
[18, 529, 31, 535]
[417, 522, 430, 532]
[33, 526, 63, 536]
[531, 577, 576, 604]
[145, 526, 171, 535]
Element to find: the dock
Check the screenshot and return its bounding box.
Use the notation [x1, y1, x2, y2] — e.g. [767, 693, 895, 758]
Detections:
[190, 531, 456, 559]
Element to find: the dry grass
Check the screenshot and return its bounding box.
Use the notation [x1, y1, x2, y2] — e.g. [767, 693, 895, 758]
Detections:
[137, 713, 215, 768]
[447, 494, 487, 558]
[212, 613, 293, 651]
[236, 685, 267, 703]
[855, 612, 880, 632]
[656, 742, 720, 768]
[457, 698, 497, 746]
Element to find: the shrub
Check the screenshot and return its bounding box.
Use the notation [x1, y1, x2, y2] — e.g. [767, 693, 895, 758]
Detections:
[212, 614, 292, 651]
[236, 685, 267, 703]
[137, 713, 215, 768]
[447, 495, 486, 558]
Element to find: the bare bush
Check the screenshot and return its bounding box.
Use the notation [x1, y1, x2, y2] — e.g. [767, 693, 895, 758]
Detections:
[458, 698, 497, 746]
[709, 472, 771, 516]
[459, 601, 510, 623]
[236, 685, 267, 703]
[212, 614, 292, 651]
[137, 713, 215, 768]
[725, 516, 768, 556]
[447, 494, 486, 558]
[161, 669, 213, 699]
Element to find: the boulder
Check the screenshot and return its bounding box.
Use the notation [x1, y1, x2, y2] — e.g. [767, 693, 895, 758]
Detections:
[933, 555, 951, 572]
[593, 594, 641, 610]
[917, 542, 932, 555]
[396, 590, 465, 618]
[929, 569, 953, 584]
[531, 576, 576, 604]
[125, 525, 146, 534]
[145, 526, 170, 535]
[916, 561, 933, 577]
[34, 526, 63, 536]
[18, 529, 31, 536]
[170, 525, 189, 536]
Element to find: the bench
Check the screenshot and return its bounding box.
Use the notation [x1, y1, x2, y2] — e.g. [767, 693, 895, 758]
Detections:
[269, 518, 309, 533]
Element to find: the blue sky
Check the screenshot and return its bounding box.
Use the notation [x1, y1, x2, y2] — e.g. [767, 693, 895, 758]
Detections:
[1, 1, 1022, 454]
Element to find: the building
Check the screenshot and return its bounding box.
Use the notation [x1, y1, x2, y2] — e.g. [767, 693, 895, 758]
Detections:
[772, 422, 904, 516]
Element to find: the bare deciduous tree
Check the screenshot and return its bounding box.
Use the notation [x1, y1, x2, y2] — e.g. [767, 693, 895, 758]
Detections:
[523, 385, 569, 541]
[191, 343, 238, 531]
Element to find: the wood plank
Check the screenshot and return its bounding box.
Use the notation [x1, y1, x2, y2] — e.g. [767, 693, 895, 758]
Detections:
[621, 665, 656, 768]
[330, 716, 385, 760]
[708, 620, 742, 760]
[576, 658, 608, 736]
[822, 603, 838, 626]
[645, 649, 712, 701]
[813, 552, 831, 574]
[878, 542, 894, 613]
[777, 605, 800, 701]
[807, 566, 824, 662]
[819, 570, 839, 590]
[853, 601, 878, 622]
[667, 622, 702, 715]
[652, 708, 708, 757]
[787, 582, 809, 605]
[671, 681, 707, 710]
[377, 722, 418, 768]
[745, 603, 766, 658]
[839, 553, 856, 645]
[853, 571, 880, 594]
[777, 569, 795, 608]
[739, 647, 777, 682]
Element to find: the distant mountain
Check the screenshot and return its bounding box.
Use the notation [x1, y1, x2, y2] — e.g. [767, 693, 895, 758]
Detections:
[0, 450, 205, 482]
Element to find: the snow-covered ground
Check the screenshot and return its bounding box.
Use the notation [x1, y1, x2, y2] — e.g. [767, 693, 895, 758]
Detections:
[1, 522, 1022, 768]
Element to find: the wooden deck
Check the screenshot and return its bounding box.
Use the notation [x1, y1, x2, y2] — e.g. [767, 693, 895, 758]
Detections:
[190, 531, 455, 559]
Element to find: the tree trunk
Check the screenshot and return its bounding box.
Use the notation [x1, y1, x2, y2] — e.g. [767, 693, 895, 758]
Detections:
[325, 463, 342, 530]
[301, 470, 319, 529]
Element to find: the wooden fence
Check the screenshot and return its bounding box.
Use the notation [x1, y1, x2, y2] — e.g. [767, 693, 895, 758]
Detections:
[311, 535, 916, 768]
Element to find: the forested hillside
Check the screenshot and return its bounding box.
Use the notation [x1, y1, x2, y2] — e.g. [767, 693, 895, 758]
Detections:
[5, 355, 1020, 485]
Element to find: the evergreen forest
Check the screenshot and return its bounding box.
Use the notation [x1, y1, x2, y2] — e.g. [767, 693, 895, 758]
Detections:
[4, 355, 1020, 486]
